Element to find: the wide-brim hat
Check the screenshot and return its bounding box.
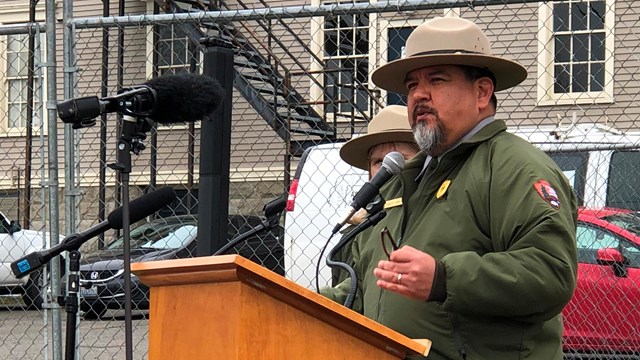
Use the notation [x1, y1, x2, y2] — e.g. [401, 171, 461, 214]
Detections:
[340, 105, 415, 170]
[371, 16, 527, 95]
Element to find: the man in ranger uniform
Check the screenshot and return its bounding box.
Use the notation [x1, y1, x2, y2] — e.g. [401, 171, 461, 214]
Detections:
[323, 16, 578, 359]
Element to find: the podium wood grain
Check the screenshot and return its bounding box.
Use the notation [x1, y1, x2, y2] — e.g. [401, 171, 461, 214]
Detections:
[132, 255, 430, 360]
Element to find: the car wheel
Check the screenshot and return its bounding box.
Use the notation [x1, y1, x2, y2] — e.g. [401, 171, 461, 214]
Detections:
[22, 270, 43, 310]
[82, 304, 107, 320]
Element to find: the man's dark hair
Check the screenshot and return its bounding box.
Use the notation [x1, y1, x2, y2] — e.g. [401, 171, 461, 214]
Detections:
[459, 65, 498, 110]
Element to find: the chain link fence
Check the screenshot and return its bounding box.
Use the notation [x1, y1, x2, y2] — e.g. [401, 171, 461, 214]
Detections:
[0, 0, 638, 359]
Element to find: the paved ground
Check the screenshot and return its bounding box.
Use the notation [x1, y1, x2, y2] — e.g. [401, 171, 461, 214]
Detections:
[0, 297, 150, 360]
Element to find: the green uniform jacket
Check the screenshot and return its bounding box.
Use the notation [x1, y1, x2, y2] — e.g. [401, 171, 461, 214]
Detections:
[323, 120, 578, 360]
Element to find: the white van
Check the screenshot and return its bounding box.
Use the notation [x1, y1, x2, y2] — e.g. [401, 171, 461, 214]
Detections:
[284, 143, 367, 289]
[513, 123, 640, 210]
[284, 123, 640, 289]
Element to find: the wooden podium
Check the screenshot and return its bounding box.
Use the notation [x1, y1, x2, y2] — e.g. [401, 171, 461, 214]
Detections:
[132, 255, 430, 359]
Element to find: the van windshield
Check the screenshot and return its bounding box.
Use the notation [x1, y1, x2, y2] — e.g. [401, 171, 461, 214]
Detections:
[607, 150, 640, 211]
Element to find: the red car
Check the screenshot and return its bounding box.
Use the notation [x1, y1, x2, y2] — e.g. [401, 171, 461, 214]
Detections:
[563, 208, 640, 357]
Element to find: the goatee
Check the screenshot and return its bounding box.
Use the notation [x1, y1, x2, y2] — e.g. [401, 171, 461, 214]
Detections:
[413, 118, 445, 155]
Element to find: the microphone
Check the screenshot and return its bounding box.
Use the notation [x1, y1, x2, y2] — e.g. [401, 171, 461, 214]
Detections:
[331, 151, 405, 235]
[263, 193, 287, 220]
[57, 73, 224, 128]
[10, 187, 177, 279]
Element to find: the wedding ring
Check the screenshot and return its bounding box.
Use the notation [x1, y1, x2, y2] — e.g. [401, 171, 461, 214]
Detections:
[397, 273, 402, 284]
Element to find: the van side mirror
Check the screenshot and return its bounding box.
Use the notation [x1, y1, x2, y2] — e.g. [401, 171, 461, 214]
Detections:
[596, 248, 628, 278]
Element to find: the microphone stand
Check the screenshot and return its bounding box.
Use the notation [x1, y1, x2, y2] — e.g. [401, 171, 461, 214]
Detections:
[213, 195, 285, 256]
[107, 115, 150, 360]
[63, 249, 81, 360]
[326, 209, 387, 309]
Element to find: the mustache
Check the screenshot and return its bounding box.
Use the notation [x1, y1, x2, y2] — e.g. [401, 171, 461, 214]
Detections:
[412, 103, 438, 123]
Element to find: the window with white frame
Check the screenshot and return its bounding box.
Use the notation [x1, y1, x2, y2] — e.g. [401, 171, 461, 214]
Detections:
[323, 1, 370, 116]
[309, 0, 374, 119]
[0, 0, 47, 135]
[538, 0, 614, 105]
[6, 33, 42, 130]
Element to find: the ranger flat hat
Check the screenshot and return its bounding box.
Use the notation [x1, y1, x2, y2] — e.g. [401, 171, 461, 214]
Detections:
[371, 16, 527, 95]
[340, 105, 415, 170]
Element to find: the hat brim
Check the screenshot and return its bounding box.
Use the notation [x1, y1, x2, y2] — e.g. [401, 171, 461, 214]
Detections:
[340, 130, 416, 170]
[371, 53, 527, 94]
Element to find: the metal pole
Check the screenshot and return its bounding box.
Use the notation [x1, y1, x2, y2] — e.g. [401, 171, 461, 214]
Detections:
[47, 0, 63, 359]
[23, 0, 37, 230]
[98, 0, 110, 249]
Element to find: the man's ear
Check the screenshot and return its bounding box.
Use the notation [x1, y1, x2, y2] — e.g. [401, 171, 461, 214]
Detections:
[477, 77, 494, 109]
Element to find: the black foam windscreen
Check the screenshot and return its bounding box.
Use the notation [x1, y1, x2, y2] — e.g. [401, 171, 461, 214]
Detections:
[145, 73, 224, 124]
[107, 187, 177, 229]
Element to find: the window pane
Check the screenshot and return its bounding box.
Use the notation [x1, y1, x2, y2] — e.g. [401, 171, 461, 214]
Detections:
[325, 15, 337, 29]
[590, 63, 604, 91]
[158, 25, 171, 39]
[572, 63, 588, 92]
[158, 38, 171, 61]
[340, 29, 354, 56]
[388, 27, 414, 61]
[591, 32, 605, 61]
[324, 30, 337, 57]
[9, 80, 26, 102]
[356, 58, 368, 82]
[8, 34, 26, 52]
[571, 2, 588, 31]
[356, 13, 368, 27]
[7, 53, 20, 76]
[355, 28, 368, 55]
[554, 64, 570, 93]
[590, 1, 606, 30]
[172, 38, 187, 65]
[622, 241, 640, 268]
[339, 84, 352, 112]
[576, 225, 599, 264]
[573, 34, 589, 62]
[8, 104, 22, 128]
[607, 151, 640, 210]
[553, 2, 569, 32]
[340, 14, 354, 28]
[554, 35, 571, 63]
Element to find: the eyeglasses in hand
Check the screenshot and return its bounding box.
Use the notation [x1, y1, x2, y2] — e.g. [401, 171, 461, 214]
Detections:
[380, 227, 399, 260]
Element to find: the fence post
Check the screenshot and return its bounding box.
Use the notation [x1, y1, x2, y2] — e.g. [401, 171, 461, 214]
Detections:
[197, 39, 234, 256]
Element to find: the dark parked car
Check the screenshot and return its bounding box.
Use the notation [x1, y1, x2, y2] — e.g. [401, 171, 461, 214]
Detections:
[76, 214, 284, 319]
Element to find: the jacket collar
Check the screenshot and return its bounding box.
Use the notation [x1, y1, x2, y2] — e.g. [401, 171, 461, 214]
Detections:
[412, 118, 507, 180]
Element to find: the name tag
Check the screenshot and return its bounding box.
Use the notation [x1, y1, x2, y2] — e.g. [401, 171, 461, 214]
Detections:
[384, 198, 403, 209]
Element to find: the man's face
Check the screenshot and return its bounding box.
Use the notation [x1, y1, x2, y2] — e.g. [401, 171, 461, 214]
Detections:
[405, 65, 492, 156]
[368, 142, 419, 179]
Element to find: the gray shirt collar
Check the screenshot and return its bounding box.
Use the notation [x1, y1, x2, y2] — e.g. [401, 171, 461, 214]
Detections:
[417, 116, 496, 180]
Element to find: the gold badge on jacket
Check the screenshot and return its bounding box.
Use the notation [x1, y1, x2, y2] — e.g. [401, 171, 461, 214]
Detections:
[436, 180, 451, 200]
[384, 198, 403, 209]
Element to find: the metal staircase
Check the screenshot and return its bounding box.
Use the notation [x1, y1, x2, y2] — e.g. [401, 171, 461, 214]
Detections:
[154, 0, 342, 157]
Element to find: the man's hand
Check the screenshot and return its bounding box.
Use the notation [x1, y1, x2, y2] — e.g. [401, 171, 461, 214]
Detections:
[373, 246, 436, 301]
